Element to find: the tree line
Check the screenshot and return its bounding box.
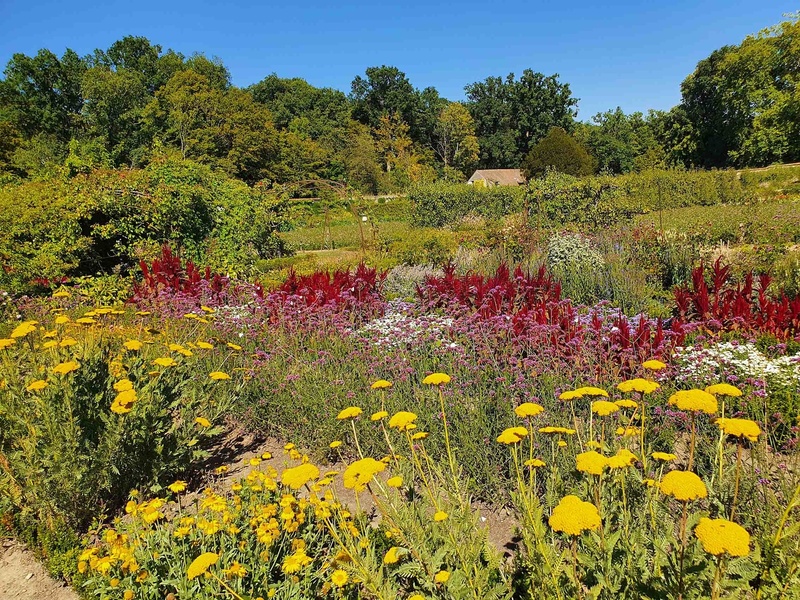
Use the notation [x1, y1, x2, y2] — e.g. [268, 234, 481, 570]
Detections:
[1, 15, 798, 192]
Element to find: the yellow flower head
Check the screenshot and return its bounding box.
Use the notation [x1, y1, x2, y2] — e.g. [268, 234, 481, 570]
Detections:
[575, 386, 609, 397]
[538, 426, 576, 435]
[616, 426, 639, 437]
[343, 457, 386, 491]
[0, 338, 16, 349]
[114, 379, 133, 392]
[387, 476, 403, 488]
[168, 481, 187, 494]
[337, 406, 363, 420]
[331, 569, 349, 587]
[59, 337, 77, 347]
[642, 359, 666, 370]
[388, 411, 418, 431]
[195, 417, 211, 428]
[668, 390, 718, 414]
[423, 372, 451, 385]
[52, 360, 80, 375]
[371, 410, 389, 421]
[515, 402, 544, 418]
[383, 546, 402, 564]
[196, 341, 214, 350]
[607, 448, 638, 469]
[617, 378, 660, 394]
[558, 390, 583, 401]
[222, 561, 246, 579]
[660, 470, 708, 501]
[614, 399, 638, 409]
[209, 371, 231, 380]
[52, 290, 70, 298]
[154, 357, 177, 367]
[715, 418, 761, 442]
[694, 517, 750, 557]
[549, 495, 601, 536]
[576, 451, 608, 475]
[434, 570, 451, 584]
[10, 321, 38, 338]
[329, 440, 342, 449]
[433, 510, 448, 522]
[371, 379, 392, 389]
[497, 426, 528, 444]
[705, 383, 743, 397]
[26, 379, 48, 392]
[524, 458, 545, 468]
[54, 315, 70, 325]
[226, 342, 242, 351]
[411, 431, 429, 440]
[281, 463, 320, 490]
[591, 400, 619, 417]
[123, 340, 143, 351]
[651, 451, 677, 462]
[187, 552, 219, 579]
[76, 317, 96, 325]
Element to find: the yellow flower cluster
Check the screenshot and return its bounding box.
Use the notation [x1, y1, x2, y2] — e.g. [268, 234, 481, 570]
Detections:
[548, 495, 601, 536]
[694, 518, 751, 557]
[715, 418, 761, 442]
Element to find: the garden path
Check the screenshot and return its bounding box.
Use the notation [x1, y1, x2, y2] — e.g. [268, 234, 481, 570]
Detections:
[0, 540, 78, 600]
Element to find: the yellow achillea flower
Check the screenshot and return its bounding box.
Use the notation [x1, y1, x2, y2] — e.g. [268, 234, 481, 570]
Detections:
[668, 389, 718, 414]
[388, 411, 418, 431]
[54, 315, 70, 325]
[10, 321, 38, 338]
[652, 452, 677, 462]
[538, 426, 576, 435]
[76, 317, 96, 325]
[497, 426, 528, 444]
[53, 360, 80, 375]
[281, 463, 320, 490]
[614, 399, 638, 409]
[168, 481, 187, 493]
[660, 470, 708, 501]
[409, 596, 424, 600]
[616, 426, 639, 437]
[123, 340, 143, 351]
[111, 389, 137, 414]
[331, 569, 349, 587]
[187, 552, 218, 579]
[387, 476, 403, 488]
[549, 495, 601, 536]
[337, 406, 363, 420]
[222, 562, 246, 578]
[371, 379, 392, 389]
[196, 341, 214, 349]
[715, 418, 761, 442]
[0, 338, 16, 349]
[515, 402, 544, 418]
[114, 379, 133, 392]
[169, 343, 193, 357]
[433, 510, 448, 522]
[153, 357, 177, 367]
[576, 451, 608, 475]
[591, 400, 619, 416]
[371, 410, 389, 421]
[411, 431, 428, 440]
[42, 341, 57, 349]
[423, 372, 451, 385]
[607, 448, 637, 469]
[209, 371, 231, 380]
[617, 378, 660, 394]
[52, 290, 70, 298]
[226, 342, 242, 351]
[575, 386, 609, 397]
[434, 570, 451, 584]
[705, 383, 743, 397]
[695, 517, 750, 557]
[558, 390, 583, 401]
[59, 337, 77, 347]
[642, 359, 666, 370]
[26, 380, 48, 392]
[525, 458, 546, 468]
[343, 457, 386, 491]
[383, 546, 402, 564]
[195, 417, 211, 427]
[329, 440, 342, 449]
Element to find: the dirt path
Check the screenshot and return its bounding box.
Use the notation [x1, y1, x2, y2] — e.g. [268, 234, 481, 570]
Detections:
[0, 541, 78, 600]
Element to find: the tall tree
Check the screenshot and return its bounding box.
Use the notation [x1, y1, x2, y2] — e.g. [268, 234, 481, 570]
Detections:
[433, 103, 479, 176]
[350, 66, 420, 137]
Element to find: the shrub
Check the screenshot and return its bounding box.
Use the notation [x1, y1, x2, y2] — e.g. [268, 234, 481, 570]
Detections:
[521, 127, 595, 178]
[546, 232, 604, 272]
[409, 183, 525, 228]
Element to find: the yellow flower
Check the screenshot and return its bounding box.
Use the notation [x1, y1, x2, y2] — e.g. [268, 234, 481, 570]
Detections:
[614, 399, 638, 409]
[0, 338, 16, 349]
[226, 342, 242, 351]
[660, 471, 708, 501]
[388, 411, 418, 431]
[434, 570, 450, 584]
[282, 549, 313, 574]
[123, 340, 143, 351]
[196, 341, 214, 349]
[52, 360, 80, 375]
[409, 596, 424, 600]
[154, 357, 177, 367]
[111, 389, 138, 414]
[668, 389, 718, 414]
[422, 372, 451, 385]
[337, 406, 363, 420]
[652, 451, 677, 462]
[557, 440, 567, 448]
[524, 458, 545, 468]
[123, 590, 135, 600]
[576, 451, 608, 475]
[433, 510, 448, 522]
[558, 390, 583, 401]
[642, 359, 666, 370]
[187, 552, 219, 579]
[615, 426, 639, 437]
[694, 517, 750, 557]
[76, 317, 96, 325]
[575, 386, 609, 397]
[387, 476, 403, 488]
[222, 562, 247, 578]
[114, 379, 133, 392]
[591, 400, 619, 416]
[538, 426, 575, 435]
[329, 440, 342, 449]
[549, 495, 601, 536]
[59, 337, 77, 347]
[54, 315, 70, 325]
[411, 431, 429, 440]
[617, 378, 660, 394]
[209, 371, 231, 380]
[343, 457, 386, 491]
[383, 546, 402, 564]
[371, 410, 389, 421]
[281, 463, 320, 490]
[52, 290, 70, 298]
[497, 426, 528, 444]
[10, 321, 38, 338]
[715, 418, 761, 442]
[371, 379, 392, 389]
[195, 417, 211, 428]
[168, 481, 187, 494]
[607, 448, 637, 469]
[705, 383, 743, 397]
[331, 569, 349, 587]
[42, 340, 57, 349]
[515, 402, 544, 418]
[26, 380, 48, 392]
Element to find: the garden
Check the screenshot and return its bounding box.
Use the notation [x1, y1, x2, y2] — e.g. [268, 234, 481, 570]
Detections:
[1, 162, 800, 599]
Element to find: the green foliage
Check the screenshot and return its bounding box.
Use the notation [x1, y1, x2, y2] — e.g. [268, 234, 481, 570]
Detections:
[410, 183, 525, 227]
[522, 127, 595, 178]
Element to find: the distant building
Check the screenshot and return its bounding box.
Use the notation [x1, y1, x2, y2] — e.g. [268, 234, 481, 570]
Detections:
[467, 169, 526, 187]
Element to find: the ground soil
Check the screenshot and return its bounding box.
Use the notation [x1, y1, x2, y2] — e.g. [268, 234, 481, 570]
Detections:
[0, 540, 78, 600]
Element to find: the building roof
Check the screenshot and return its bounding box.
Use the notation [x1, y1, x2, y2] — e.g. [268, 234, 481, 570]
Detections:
[467, 169, 526, 185]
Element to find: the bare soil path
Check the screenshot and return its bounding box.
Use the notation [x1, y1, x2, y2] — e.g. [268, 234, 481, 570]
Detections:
[0, 540, 78, 600]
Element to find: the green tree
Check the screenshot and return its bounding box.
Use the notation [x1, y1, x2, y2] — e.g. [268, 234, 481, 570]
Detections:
[374, 112, 413, 172]
[521, 127, 594, 178]
[350, 66, 420, 138]
[433, 103, 479, 176]
[576, 108, 663, 174]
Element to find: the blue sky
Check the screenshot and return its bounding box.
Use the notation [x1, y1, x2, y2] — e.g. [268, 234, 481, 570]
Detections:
[1, 0, 795, 119]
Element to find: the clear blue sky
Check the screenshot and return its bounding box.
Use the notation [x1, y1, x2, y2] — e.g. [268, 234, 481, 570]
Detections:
[1, 0, 795, 119]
